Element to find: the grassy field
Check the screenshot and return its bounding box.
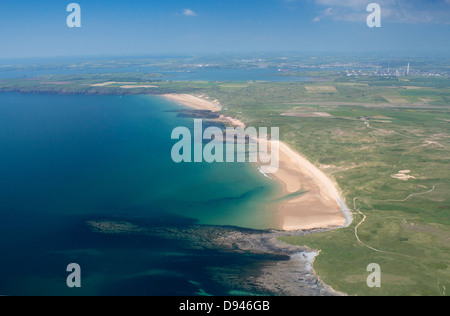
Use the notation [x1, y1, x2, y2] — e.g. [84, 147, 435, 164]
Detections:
[1, 72, 449, 296]
[183, 78, 450, 296]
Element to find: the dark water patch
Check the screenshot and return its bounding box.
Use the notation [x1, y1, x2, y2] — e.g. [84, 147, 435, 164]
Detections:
[276, 190, 308, 202]
[204, 187, 267, 205]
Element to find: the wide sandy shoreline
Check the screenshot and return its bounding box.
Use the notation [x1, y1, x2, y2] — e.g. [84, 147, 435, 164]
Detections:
[161, 93, 352, 231]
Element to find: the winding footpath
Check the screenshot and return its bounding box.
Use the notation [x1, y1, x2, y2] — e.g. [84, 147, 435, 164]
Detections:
[352, 186, 450, 265]
[381, 185, 436, 202]
[353, 197, 393, 254]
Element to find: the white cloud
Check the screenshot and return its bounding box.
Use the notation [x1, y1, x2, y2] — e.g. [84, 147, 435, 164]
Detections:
[316, 0, 368, 8]
[183, 9, 197, 17]
[314, 0, 450, 24]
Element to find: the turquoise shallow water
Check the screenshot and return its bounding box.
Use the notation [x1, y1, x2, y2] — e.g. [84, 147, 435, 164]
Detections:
[0, 93, 279, 295]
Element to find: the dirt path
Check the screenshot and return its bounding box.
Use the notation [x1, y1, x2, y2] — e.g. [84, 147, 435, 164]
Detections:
[380, 185, 436, 202]
[352, 190, 450, 265]
[353, 197, 393, 254]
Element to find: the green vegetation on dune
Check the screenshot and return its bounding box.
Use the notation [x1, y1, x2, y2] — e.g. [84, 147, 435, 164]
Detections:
[183, 77, 450, 296]
[1, 71, 449, 296]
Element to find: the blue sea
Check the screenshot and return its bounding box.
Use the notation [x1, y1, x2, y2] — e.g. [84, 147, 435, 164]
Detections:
[0, 93, 280, 296]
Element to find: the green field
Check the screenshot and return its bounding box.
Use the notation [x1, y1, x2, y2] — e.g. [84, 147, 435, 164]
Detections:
[1, 71, 449, 296]
[200, 79, 450, 296]
[198, 79, 449, 296]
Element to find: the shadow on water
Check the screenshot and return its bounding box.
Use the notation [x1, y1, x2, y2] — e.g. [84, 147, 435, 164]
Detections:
[275, 190, 307, 202]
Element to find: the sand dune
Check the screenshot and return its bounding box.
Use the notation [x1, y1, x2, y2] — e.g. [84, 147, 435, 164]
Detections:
[162, 94, 222, 112]
[120, 85, 158, 89]
[90, 82, 137, 87]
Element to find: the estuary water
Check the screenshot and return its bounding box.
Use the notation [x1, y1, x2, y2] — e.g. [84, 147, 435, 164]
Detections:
[0, 65, 312, 82]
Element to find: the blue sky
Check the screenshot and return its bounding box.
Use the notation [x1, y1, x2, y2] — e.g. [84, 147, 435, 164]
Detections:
[0, 0, 449, 58]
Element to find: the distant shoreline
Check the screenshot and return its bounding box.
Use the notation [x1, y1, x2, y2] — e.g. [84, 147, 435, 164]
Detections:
[161, 93, 352, 231]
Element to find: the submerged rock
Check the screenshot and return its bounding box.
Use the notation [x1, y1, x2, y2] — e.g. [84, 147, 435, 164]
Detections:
[87, 219, 344, 296]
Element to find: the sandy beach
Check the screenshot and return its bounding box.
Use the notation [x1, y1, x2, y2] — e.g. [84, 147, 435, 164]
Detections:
[271, 141, 350, 230]
[162, 94, 222, 112]
[161, 94, 351, 231]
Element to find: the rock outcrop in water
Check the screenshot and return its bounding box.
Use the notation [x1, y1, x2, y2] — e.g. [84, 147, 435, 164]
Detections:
[87, 220, 344, 296]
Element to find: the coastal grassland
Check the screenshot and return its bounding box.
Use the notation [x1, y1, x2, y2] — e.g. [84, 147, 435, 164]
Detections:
[1, 73, 449, 295]
[0, 76, 224, 96]
[184, 79, 450, 296]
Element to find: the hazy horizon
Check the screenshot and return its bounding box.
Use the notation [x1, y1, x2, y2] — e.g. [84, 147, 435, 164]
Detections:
[0, 50, 448, 66]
